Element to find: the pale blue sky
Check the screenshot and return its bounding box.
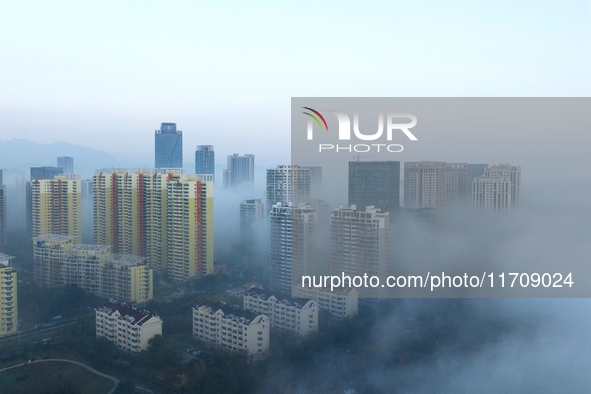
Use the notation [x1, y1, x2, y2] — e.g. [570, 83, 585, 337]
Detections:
[0, 0, 589, 166]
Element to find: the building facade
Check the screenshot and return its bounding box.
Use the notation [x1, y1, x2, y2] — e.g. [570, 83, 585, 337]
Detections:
[0, 183, 5, 251]
[404, 161, 469, 209]
[93, 169, 214, 279]
[243, 288, 318, 336]
[270, 203, 316, 294]
[466, 164, 488, 199]
[31, 175, 82, 242]
[195, 145, 215, 182]
[57, 157, 74, 174]
[96, 301, 162, 352]
[348, 161, 400, 215]
[192, 300, 270, 355]
[266, 165, 311, 211]
[240, 199, 264, 242]
[472, 164, 521, 213]
[484, 164, 521, 206]
[292, 283, 358, 320]
[330, 205, 388, 298]
[155, 122, 183, 169]
[472, 176, 512, 212]
[34, 234, 153, 304]
[223, 154, 255, 188]
[0, 253, 17, 337]
[27, 166, 65, 236]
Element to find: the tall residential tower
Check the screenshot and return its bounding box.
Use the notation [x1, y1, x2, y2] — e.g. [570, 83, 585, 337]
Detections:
[31, 175, 82, 242]
[223, 154, 255, 188]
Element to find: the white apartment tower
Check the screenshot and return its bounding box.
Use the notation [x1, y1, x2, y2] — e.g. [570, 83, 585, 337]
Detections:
[472, 164, 521, 213]
[266, 165, 311, 210]
[484, 164, 521, 206]
[330, 205, 389, 298]
[270, 203, 316, 294]
[404, 161, 467, 209]
[240, 199, 264, 243]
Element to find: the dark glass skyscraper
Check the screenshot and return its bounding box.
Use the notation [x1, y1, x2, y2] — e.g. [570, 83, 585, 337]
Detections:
[195, 145, 215, 181]
[348, 161, 400, 216]
[155, 123, 183, 169]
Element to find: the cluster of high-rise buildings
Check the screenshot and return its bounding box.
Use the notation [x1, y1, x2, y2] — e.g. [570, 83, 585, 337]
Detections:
[0, 121, 523, 345]
[92, 169, 213, 280]
[256, 161, 521, 298]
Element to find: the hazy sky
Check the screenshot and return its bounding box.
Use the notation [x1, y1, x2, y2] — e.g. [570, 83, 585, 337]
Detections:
[0, 0, 589, 166]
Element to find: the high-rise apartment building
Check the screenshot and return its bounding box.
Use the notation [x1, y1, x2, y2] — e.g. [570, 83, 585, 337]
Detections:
[330, 205, 389, 298]
[192, 300, 270, 355]
[404, 161, 447, 209]
[472, 176, 512, 212]
[27, 166, 65, 236]
[404, 161, 468, 209]
[240, 199, 264, 242]
[302, 166, 322, 196]
[155, 122, 183, 169]
[93, 169, 213, 279]
[57, 156, 74, 174]
[466, 164, 488, 198]
[195, 145, 215, 181]
[484, 164, 521, 206]
[445, 163, 467, 204]
[348, 161, 400, 215]
[34, 234, 153, 304]
[266, 165, 311, 211]
[31, 175, 81, 242]
[472, 164, 520, 213]
[0, 253, 17, 337]
[167, 174, 214, 280]
[96, 301, 162, 352]
[223, 154, 255, 188]
[0, 182, 5, 251]
[270, 202, 315, 294]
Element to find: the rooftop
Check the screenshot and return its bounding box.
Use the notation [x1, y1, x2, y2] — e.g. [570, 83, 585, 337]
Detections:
[96, 301, 159, 326]
[244, 288, 314, 309]
[194, 300, 261, 324]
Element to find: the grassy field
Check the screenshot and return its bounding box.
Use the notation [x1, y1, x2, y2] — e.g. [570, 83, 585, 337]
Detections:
[0, 361, 115, 394]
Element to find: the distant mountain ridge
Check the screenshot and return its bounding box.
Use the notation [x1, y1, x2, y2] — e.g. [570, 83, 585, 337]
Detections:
[0, 138, 142, 179]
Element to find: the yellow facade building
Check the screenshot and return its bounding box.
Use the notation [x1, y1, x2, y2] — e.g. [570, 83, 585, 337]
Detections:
[93, 169, 213, 280]
[0, 253, 17, 337]
[31, 175, 81, 242]
[34, 234, 152, 304]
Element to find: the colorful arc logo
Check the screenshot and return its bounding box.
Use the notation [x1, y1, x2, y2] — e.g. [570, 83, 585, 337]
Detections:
[302, 107, 329, 131]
